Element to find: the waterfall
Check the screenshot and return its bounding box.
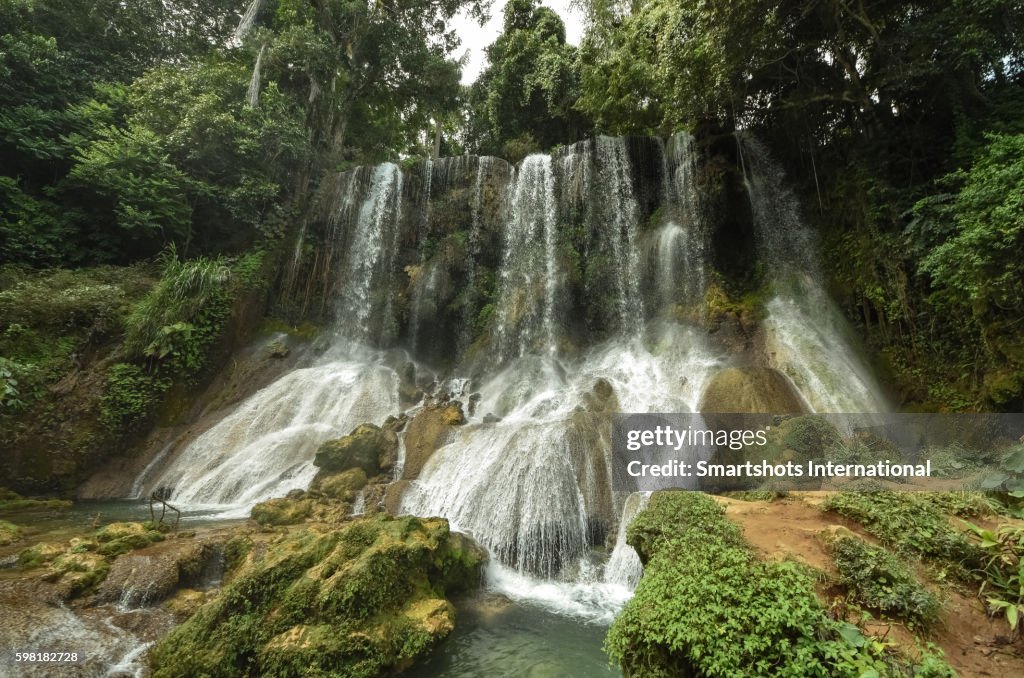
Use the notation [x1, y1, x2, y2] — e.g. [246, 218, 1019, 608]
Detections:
[741, 136, 889, 413]
[337, 162, 403, 344]
[232, 0, 263, 44]
[147, 355, 399, 512]
[493, 155, 561, 361]
[136, 132, 896, 625]
[604, 492, 651, 588]
[656, 133, 706, 308]
[245, 44, 266, 108]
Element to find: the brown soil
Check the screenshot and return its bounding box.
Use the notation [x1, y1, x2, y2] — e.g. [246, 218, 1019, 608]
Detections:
[715, 493, 1024, 677]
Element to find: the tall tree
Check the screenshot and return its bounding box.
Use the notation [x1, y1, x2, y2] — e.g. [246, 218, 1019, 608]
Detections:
[467, 0, 592, 158]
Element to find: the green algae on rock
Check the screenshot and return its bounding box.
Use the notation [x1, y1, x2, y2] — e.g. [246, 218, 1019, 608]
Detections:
[148, 514, 486, 678]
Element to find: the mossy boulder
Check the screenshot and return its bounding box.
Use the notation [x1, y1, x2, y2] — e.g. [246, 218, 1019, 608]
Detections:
[314, 424, 398, 476]
[46, 552, 110, 597]
[401, 404, 464, 480]
[94, 521, 165, 557]
[148, 515, 486, 678]
[17, 541, 66, 568]
[251, 498, 314, 526]
[317, 468, 368, 502]
[0, 519, 21, 545]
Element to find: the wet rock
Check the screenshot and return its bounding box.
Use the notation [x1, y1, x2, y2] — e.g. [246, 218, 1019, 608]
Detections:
[95, 522, 165, 557]
[148, 515, 486, 678]
[97, 539, 211, 608]
[582, 378, 620, 414]
[267, 341, 290, 359]
[313, 423, 398, 476]
[384, 479, 410, 514]
[401, 404, 464, 480]
[483, 412, 502, 424]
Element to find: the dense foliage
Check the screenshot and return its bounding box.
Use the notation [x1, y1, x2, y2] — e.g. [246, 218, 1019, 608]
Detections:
[605, 492, 951, 677]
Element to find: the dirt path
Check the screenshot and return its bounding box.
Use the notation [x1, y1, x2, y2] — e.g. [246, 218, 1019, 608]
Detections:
[715, 494, 1024, 677]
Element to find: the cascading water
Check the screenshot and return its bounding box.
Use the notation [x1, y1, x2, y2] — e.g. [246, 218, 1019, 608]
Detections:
[232, 0, 263, 43]
[493, 155, 561, 361]
[137, 131, 891, 628]
[144, 165, 409, 513]
[655, 133, 706, 309]
[338, 162, 403, 344]
[246, 44, 265, 108]
[741, 137, 889, 413]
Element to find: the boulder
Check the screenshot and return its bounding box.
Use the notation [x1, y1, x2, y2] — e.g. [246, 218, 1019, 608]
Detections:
[97, 539, 211, 607]
[251, 498, 313, 526]
[317, 468, 368, 501]
[0, 520, 20, 546]
[699, 367, 807, 414]
[401, 404, 464, 480]
[313, 424, 398, 476]
[148, 515, 487, 678]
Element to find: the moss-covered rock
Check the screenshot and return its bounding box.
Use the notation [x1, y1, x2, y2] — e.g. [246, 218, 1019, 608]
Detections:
[94, 521, 165, 557]
[0, 519, 21, 545]
[699, 367, 807, 414]
[148, 514, 486, 678]
[17, 541, 66, 568]
[317, 468, 368, 502]
[314, 424, 398, 476]
[46, 551, 110, 597]
[251, 498, 313, 526]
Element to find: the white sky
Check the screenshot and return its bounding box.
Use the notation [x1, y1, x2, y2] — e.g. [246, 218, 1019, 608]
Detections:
[450, 1, 587, 84]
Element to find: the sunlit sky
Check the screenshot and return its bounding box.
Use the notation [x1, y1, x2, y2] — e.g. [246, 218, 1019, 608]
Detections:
[450, 1, 586, 84]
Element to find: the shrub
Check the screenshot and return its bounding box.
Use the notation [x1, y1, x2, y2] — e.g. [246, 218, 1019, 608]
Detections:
[828, 534, 941, 629]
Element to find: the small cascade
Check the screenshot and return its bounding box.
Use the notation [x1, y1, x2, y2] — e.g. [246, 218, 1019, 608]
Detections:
[337, 162, 403, 344]
[245, 44, 266, 108]
[591, 136, 644, 331]
[493, 155, 561, 361]
[232, 0, 263, 43]
[148, 353, 399, 512]
[741, 137, 889, 413]
[460, 156, 511, 355]
[604, 492, 651, 589]
[655, 133, 706, 307]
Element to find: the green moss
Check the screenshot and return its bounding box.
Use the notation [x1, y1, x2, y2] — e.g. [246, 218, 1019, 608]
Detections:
[826, 534, 941, 629]
[149, 515, 485, 678]
[251, 498, 312, 526]
[0, 519, 20, 545]
[0, 488, 72, 512]
[94, 521, 164, 556]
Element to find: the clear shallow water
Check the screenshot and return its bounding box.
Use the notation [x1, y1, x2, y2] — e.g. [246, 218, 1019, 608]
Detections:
[410, 594, 620, 678]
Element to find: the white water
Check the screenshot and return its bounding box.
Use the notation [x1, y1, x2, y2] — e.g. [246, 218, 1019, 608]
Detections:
[741, 136, 889, 413]
[245, 44, 266, 108]
[232, 0, 263, 44]
[493, 155, 560, 360]
[147, 347, 399, 515]
[604, 492, 651, 589]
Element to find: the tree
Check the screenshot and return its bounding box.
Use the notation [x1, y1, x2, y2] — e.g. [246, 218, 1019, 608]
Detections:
[467, 0, 592, 157]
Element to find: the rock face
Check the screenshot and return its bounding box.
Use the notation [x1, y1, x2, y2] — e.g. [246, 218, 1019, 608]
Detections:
[401, 403, 465, 480]
[148, 515, 487, 678]
[97, 539, 216, 607]
[314, 424, 399, 476]
[699, 367, 807, 414]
